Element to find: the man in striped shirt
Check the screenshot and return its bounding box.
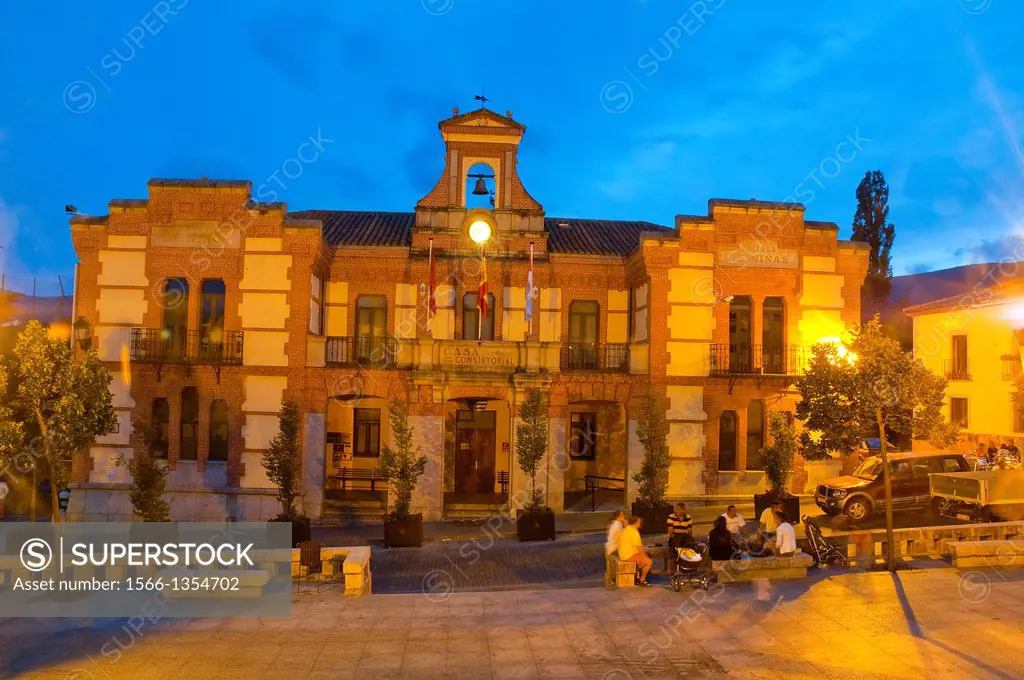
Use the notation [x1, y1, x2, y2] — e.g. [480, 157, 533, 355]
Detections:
[667, 502, 693, 549]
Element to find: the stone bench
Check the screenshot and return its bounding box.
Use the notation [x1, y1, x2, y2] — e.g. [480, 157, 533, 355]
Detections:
[290, 546, 371, 596]
[608, 554, 637, 589]
[157, 569, 270, 599]
[712, 552, 814, 583]
[950, 540, 1024, 569]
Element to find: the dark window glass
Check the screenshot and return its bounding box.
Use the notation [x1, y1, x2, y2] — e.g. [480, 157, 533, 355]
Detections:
[462, 293, 495, 340]
[209, 400, 229, 462]
[729, 296, 752, 371]
[162, 278, 189, 356]
[152, 398, 170, 459]
[569, 412, 597, 459]
[355, 296, 388, 365]
[718, 411, 737, 471]
[180, 387, 199, 460]
[746, 400, 764, 470]
[568, 301, 599, 343]
[354, 408, 381, 458]
[762, 297, 785, 373]
[200, 280, 226, 340]
[952, 336, 968, 377]
[950, 397, 969, 428]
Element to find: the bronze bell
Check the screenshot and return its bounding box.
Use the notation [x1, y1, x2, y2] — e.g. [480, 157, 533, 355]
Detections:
[472, 177, 489, 195]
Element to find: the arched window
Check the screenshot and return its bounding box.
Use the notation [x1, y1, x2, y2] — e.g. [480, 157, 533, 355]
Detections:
[151, 398, 170, 459]
[162, 278, 189, 357]
[718, 411, 737, 472]
[465, 162, 495, 210]
[180, 387, 199, 460]
[762, 297, 785, 373]
[209, 400, 229, 462]
[746, 400, 764, 471]
[462, 292, 495, 340]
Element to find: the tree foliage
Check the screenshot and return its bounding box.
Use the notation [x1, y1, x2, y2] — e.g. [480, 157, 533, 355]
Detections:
[262, 399, 303, 521]
[761, 412, 797, 495]
[9, 321, 116, 521]
[0, 363, 24, 470]
[379, 397, 427, 520]
[633, 390, 670, 508]
[515, 389, 549, 511]
[852, 170, 896, 302]
[796, 343, 862, 460]
[118, 417, 170, 522]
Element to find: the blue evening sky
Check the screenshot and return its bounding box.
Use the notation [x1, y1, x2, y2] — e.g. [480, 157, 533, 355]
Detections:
[1, 0, 1022, 291]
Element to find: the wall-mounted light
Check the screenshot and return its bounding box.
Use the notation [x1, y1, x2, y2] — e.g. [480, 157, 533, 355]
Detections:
[469, 220, 492, 245]
[73, 317, 92, 350]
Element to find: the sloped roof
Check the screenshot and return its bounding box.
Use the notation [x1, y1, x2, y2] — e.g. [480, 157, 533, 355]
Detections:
[287, 211, 674, 256]
[904, 277, 1024, 316]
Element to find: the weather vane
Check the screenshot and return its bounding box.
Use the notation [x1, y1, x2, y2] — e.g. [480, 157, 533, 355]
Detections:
[474, 92, 490, 109]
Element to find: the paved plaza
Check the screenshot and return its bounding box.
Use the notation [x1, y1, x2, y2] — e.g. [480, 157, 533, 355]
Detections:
[4, 564, 1024, 679]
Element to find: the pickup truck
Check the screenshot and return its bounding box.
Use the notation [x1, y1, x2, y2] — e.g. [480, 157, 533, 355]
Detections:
[930, 470, 1024, 522]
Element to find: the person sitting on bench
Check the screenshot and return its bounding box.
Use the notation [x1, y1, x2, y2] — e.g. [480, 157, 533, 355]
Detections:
[618, 516, 653, 587]
[668, 502, 694, 551]
[773, 511, 797, 557]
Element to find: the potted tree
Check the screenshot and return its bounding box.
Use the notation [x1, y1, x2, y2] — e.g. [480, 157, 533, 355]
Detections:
[754, 411, 801, 525]
[379, 397, 427, 548]
[262, 400, 310, 547]
[631, 391, 672, 535]
[119, 417, 177, 547]
[515, 388, 555, 541]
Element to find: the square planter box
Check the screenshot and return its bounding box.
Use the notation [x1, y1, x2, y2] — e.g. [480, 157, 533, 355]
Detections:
[271, 517, 311, 548]
[631, 503, 673, 535]
[384, 514, 423, 548]
[517, 509, 556, 541]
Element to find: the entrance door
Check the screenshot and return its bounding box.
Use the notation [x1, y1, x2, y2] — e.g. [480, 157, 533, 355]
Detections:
[454, 410, 496, 493]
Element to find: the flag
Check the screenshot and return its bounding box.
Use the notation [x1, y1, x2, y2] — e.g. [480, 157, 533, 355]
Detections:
[478, 248, 489, 320]
[525, 242, 534, 326]
[427, 238, 437, 318]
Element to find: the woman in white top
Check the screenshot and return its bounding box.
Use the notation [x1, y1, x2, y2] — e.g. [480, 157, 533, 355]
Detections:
[774, 511, 797, 557]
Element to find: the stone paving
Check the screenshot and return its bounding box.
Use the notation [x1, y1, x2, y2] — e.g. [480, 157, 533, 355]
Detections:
[5, 564, 1024, 679]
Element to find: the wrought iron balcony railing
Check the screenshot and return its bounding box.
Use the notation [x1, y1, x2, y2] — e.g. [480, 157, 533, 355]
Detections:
[709, 344, 803, 376]
[944, 358, 971, 381]
[560, 343, 629, 372]
[325, 336, 400, 369]
[130, 328, 244, 365]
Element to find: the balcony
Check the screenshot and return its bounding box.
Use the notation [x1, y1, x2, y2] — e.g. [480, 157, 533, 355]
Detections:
[1003, 355, 1022, 381]
[130, 328, 244, 365]
[325, 336, 401, 369]
[944, 359, 971, 381]
[560, 343, 629, 372]
[709, 344, 804, 377]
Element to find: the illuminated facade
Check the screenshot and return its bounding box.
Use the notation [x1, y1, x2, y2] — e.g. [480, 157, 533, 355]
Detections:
[907, 281, 1024, 451]
[68, 108, 869, 521]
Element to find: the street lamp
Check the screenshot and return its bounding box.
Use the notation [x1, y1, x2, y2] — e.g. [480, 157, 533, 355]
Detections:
[73, 317, 92, 350]
[469, 219, 492, 245]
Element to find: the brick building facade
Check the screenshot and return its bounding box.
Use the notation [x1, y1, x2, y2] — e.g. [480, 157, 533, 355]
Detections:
[68, 108, 868, 521]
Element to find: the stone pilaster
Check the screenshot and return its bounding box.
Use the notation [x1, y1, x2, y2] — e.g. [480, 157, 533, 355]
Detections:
[302, 412, 325, 519]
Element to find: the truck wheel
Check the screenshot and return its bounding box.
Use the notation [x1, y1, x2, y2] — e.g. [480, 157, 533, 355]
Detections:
[931, 497, 953, 517]
[844, 498, 870, 522]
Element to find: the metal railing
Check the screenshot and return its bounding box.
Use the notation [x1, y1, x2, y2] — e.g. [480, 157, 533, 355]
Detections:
[560, 343, 629, 372]
[325, 336, 400, 369]
[130, 328, 243, 364]
[944, 358, 971, 381]
[709, 344, 803, 376]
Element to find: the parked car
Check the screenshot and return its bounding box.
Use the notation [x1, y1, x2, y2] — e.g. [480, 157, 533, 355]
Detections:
[930, 469, 1024, 522]
[815, 451, 971, 522]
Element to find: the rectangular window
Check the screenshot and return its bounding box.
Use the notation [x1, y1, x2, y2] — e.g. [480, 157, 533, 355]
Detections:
[209, 400, 229, 462]
[569, 412, 597, 459]
[951, 336, 969, 379]
[462, 293, 495, 340]
[309, 274, 323, 336]
[950, 397, 969, 428]
[354, 408, 381, 458]
[180, 387, 199, 460]
[152, 398, 170, 459]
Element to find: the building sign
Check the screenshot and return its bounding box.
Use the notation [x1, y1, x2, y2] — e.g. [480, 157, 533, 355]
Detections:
[439, 342, 518, 371]
[717, 240, 799, 269]
[151, 221, 241, 249]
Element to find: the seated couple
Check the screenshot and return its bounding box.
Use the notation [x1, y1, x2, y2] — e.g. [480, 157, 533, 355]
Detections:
[605, 511, 653, 587]
[708, 508, 796, 561]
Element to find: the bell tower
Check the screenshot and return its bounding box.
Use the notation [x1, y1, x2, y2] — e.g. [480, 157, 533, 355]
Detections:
[413, 106, 546, 253]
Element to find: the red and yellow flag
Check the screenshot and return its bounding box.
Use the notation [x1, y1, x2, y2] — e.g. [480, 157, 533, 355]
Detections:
[478, 249, 489, 319]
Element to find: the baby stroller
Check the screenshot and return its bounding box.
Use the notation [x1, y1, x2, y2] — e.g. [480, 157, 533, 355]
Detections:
[801, 514, 847, 567]
[669, 541, 711, 591]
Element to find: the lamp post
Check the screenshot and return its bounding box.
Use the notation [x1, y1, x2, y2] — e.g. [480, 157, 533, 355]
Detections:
[73, 317, 92, 350]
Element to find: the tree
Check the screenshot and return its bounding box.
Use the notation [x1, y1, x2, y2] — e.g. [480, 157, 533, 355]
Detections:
[0, 363, 24, 471]
[851, 170, 896, 302]
[761, 412, 797, 496]
[796, 317, 955, 570]
[515, 389, 548, 511]
[378, 397, 427, 520]
[633, 390, 670, 508]
[9, 321, 116, 522]
[117, 417, 170, 522]
[796, 343, 862, 461]
[262, 400, 303, 521]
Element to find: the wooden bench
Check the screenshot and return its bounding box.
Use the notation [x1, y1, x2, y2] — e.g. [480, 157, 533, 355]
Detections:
[950, 540, 1024, 569]
[337, 468, 388, 491]
[607, 554, 637, 589]
[712, 552, 814, 583]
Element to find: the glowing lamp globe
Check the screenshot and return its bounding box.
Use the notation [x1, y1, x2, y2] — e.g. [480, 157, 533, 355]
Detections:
[469, 220, 492, 245]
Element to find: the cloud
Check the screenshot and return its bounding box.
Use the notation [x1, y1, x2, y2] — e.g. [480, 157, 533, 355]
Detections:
[247, 12, 338, 89]
[953, 232, 1024, 263]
